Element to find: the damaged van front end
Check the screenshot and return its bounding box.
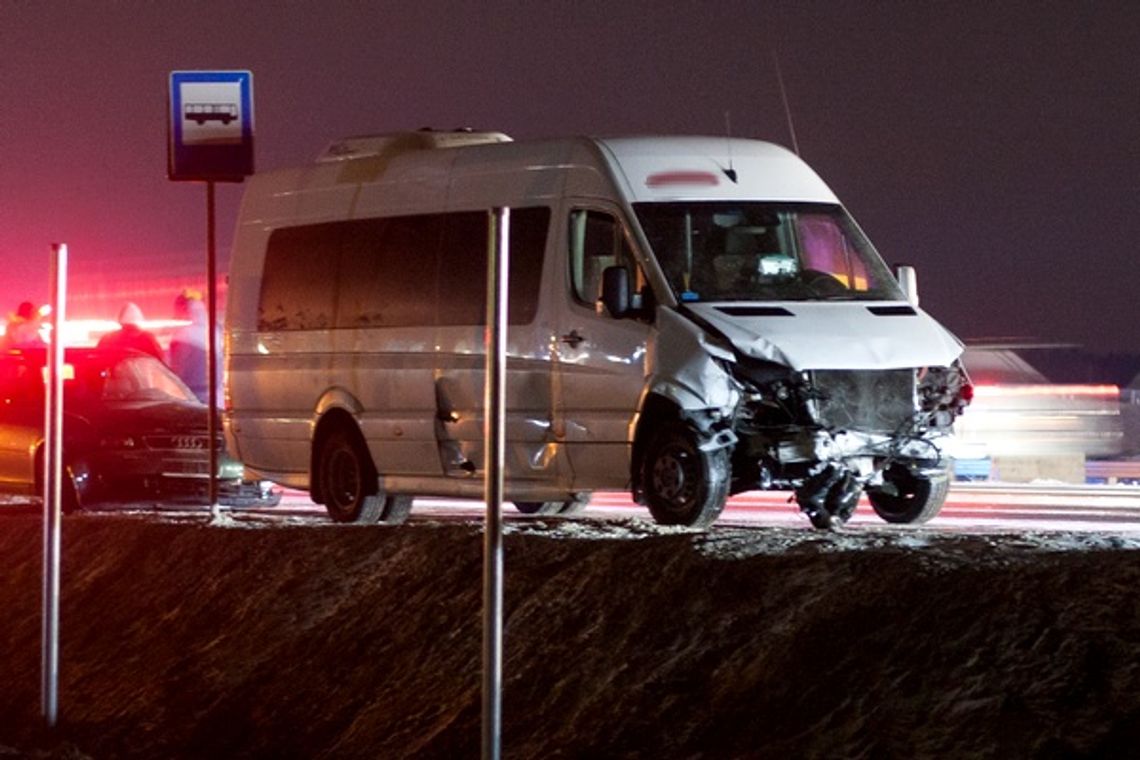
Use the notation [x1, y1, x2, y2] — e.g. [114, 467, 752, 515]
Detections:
[637, 305, 972, 528]
[623, 192, 972, 529]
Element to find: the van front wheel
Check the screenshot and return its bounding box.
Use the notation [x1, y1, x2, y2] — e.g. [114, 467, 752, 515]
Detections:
[642, 423, 729, 528]
[318, 429, 383, 524]
[866, 464, 950, 524]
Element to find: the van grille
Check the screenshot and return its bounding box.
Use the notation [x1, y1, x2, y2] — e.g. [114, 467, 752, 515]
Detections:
[811, 370, 916, 433]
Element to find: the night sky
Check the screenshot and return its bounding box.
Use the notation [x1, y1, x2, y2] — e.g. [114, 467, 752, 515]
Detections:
[2, 1, 1138, 352]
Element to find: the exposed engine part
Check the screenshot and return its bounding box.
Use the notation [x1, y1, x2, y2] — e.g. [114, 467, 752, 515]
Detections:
[723, 358, 973, 506]
[793, 463, 863, 529]
[810, 369, 917, 433]
[917, 361, 973, 429]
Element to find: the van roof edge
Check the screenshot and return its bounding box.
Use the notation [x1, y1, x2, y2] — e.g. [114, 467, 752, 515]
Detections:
[316, 130, 514, 162]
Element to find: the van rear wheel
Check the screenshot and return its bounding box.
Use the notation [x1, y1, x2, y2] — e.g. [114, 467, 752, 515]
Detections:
[318, 429, 383, 523]
[514, 493, 591, 516]
[642, 423, 729, 528]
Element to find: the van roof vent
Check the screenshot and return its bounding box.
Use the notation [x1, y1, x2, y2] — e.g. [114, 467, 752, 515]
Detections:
[317, 129, 513, 162]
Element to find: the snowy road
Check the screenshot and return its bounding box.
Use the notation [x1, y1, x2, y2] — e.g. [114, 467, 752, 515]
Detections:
[240, 482, 1140, 533]
[8, 482, 1139, 533]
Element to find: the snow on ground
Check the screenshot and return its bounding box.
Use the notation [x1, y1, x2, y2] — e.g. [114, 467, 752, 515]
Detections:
[0, 507, 1138, 758]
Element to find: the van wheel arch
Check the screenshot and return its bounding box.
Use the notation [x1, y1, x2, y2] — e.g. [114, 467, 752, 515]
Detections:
[642, 421, 730, 527]
[631, 394, 685, 502]
[311, 409, 412, 524]
[310, 409, 367, 506]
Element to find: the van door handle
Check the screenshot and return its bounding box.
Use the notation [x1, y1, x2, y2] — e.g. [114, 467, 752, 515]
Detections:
[561, 329, 585, 348]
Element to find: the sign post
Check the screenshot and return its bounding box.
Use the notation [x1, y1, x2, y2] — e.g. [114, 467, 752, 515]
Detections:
[482, 208, 509, 760]
[42, 243, 67, 727]
[167, 70, 254, 512]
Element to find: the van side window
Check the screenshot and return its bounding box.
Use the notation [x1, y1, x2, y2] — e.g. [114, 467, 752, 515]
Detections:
[568, 210, 646, 307]
[339, 216, 438, 328]
[260, 222, 341, 330]
[259, 207, 549, 331]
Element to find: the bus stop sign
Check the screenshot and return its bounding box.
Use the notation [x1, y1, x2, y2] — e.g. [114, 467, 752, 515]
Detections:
[168, 70, 254, 182]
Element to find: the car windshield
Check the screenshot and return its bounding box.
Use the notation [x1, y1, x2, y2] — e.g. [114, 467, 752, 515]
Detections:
[95, 354, 199, 403]
[72, 355, 199, 407]
[633, 202, 905, 303]
[0, 351, 200, 406]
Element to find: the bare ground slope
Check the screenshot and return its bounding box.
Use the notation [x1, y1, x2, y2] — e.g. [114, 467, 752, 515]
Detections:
[0, 512, 1138, 758]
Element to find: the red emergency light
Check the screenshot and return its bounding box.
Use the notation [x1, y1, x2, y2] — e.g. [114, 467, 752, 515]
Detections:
[645, 171, 720, 188]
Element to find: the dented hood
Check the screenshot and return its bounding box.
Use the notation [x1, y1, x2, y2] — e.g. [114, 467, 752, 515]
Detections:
[685, 302, 963, 371]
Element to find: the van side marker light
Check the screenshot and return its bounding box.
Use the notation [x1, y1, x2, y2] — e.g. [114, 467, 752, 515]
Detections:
[646, 171, 720, 187]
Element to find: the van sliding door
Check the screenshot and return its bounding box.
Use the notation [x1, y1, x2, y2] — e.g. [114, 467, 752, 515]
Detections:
[432, 207, 569, 488]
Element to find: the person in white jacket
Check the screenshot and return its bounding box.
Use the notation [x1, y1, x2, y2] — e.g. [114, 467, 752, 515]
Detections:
[169, 289, 219, 404]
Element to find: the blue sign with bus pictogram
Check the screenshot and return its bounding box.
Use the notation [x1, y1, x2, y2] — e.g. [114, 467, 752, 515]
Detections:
[168, 70, 254, 181]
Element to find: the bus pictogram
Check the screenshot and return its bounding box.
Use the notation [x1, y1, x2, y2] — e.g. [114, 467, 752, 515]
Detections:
[184, 103, 238, 125]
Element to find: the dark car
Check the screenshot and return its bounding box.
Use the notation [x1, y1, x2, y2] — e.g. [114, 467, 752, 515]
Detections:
[0, 347, 277, 509]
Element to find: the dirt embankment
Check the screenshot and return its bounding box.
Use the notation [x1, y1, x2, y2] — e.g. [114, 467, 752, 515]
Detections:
[0, 512, 1138, 759]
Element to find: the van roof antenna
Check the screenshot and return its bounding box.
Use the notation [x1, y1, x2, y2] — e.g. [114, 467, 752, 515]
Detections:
[722, 111, 738, 183]
[773, 50, 801, 156]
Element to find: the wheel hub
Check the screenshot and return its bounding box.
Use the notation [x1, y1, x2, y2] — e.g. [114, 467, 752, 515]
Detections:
[653, 447, 691, 504]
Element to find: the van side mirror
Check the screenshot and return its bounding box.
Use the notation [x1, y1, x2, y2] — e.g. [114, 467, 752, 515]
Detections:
[896, 264, 919, 306]
[599, 266, 630, 318]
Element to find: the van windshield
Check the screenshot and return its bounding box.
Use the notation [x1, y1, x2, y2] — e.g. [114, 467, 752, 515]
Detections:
[633, 202, 905, 303]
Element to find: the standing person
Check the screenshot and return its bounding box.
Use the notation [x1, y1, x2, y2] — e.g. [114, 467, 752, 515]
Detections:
[169, 289, 217, 404]
[96, 302, 164, 361]
[2, 301, 45, 349]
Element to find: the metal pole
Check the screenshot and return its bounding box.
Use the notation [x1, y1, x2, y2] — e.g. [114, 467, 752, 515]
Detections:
[42, 242, 67, 727]
[206, 181, 219, 513]
[482, 207, 509, 760]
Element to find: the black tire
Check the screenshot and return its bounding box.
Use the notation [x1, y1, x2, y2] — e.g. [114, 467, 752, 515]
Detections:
[61, 475, 81, 514]
[317, 428, 383, 523]
[514, 493, 591, 516]
[559, 492, 591, 515]
[382, 494, 413, 524]
[867, 465, 950, 524]
[642, 422, 730, 528]
[514, 501, 563, 515]
[35, 448, 84, 514]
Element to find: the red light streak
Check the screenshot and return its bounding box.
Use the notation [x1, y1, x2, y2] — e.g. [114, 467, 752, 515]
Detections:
[973, 384, 1120, 398]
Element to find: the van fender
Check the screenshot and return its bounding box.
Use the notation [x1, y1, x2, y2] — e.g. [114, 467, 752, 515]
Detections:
[649, 308, 741, 413]
[627, 311, 743, 500]
[309, 387, 367, 502]
[629, 389, 739, 503]
[312, 386, 365, 426]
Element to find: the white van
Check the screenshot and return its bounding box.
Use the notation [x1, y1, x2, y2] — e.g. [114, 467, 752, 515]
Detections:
[224, 130, 971, 528]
